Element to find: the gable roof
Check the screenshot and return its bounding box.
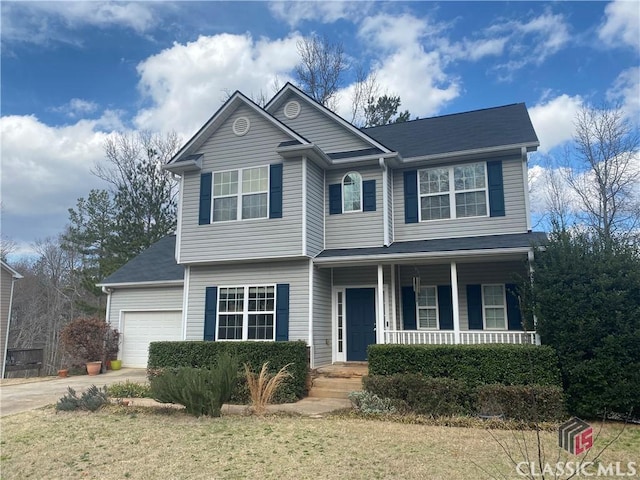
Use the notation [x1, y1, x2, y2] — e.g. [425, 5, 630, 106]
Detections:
[165, 90, 310, 172]
[362, 103, 539, 160]
[265, 82, 393, 154]
[98, 235, 184, 286]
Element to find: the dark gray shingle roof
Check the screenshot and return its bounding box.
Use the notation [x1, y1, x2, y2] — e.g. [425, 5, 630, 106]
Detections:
[100, 235, 184, 285]
[317, 232, 547, 259]
[362, 103, 539, 158]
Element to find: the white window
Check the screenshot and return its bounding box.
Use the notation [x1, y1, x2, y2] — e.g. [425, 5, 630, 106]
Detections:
[419, 162, 487, 221]
[417, 286, 438, 329]
[342, 172, 362, 212]
[482, 284, 506, 330]
[212, 166, 268, 222]
[217, 285, 275, 340]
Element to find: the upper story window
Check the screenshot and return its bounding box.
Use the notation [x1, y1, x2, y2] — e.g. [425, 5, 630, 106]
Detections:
[342, 172, 362, 212]
[419, 162, 487, 221]
[213, 166, 268, 222]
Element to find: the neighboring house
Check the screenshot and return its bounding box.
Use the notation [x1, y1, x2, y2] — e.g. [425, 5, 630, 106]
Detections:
[99, 83, 543, 368]
[1, 261, 23, 378]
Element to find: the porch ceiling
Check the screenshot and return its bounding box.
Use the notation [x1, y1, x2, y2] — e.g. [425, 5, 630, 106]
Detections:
[314, 232, 546, 267]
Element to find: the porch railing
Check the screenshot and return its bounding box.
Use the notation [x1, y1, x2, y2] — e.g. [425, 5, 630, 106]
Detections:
[384, 330, 539, 345]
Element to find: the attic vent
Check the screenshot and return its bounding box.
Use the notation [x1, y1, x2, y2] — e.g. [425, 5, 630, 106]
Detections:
[284, 101, 301, 119]
[232, 116, 250, 136]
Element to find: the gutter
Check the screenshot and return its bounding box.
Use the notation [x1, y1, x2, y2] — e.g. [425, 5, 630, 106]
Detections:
[96, 280, 185, 288]
[400, 142, 540, 164]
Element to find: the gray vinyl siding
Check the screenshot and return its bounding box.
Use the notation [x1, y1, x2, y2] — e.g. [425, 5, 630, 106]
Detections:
[393, 157, 528, 241]
[306, 160, 324, 257]
[312, 266, 332, 367]
[178, 105, 303, 263]
[331, 265, 392, 286]
[185, 261, 310, 343]
[108, 286, 184, 330]
[272, 92, 372, 153]
[1, 268, 14, 375]
[397, 261, 526, 330]
[325, 166, 385, 249]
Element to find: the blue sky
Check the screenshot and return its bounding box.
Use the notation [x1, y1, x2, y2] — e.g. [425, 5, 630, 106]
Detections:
[1, 1, 639, 259]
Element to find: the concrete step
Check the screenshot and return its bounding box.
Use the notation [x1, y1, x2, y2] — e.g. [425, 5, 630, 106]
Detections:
[314, 363, 369, 378]
[308, 376, 363, 399]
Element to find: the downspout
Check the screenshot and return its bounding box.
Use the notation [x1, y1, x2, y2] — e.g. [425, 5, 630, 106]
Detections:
[2, 276, 18, 379]
[522, 147, 532, 232]
[379, 157, 390, 246]
[102, 286, 113, 327]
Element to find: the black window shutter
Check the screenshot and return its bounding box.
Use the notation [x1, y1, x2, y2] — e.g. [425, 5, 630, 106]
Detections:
[401, 286, 417, 330]
[403, 170, 419, 223]
[362, 179, 376, 212]
[275, 284, 290, 341]
[505, 284, 523, 330]
[437, 285, 454, 330]
[204, 286, 217, 341]
[199, 173, 212, 225]
[329, 184, 342, 215]
[487, 161, 505, 217]
[269, 163, 283, 219]
[466, 284, 483, 330]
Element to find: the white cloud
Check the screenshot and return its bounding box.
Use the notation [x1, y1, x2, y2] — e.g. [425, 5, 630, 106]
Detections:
[50, 98, 99, 118]
[599, 0, 640, 52]
[607, 67, 640, 118]
[134, 33, 301, 137]
[529, 94, 584, 152]
[0, 114, 115, 247]
[268, 1, 372, 28]
[1, 1, 166, 47]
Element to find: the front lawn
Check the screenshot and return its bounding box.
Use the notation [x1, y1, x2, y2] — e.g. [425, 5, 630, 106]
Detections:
[1, 408, 638, 479]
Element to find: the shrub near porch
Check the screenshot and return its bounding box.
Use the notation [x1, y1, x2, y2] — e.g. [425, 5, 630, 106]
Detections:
[147, 340, 308, 403]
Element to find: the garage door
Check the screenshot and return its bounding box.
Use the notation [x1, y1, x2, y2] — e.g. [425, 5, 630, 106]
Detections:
[121, 311, 182, 368]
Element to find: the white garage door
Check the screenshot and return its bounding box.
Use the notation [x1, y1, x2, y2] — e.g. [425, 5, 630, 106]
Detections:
[121, 311, 183, 368]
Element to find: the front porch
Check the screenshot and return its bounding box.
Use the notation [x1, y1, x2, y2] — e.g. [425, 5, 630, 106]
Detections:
[384, 329, 538, 345]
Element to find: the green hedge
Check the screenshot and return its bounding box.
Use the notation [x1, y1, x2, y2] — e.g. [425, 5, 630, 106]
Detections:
[476, 384, 566, 422]
[148, 341, 308, 403]
[363, 374, 474, 416]
[368, 344, 561, 387]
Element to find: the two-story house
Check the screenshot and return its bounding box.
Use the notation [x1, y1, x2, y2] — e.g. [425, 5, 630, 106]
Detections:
[99, 83, 543, 369]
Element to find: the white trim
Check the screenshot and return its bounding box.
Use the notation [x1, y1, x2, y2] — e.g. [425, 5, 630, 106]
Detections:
[97, 280, 184, 288]
[390, 168, 395, 243]
[522, 147, 532, 231]
[182, 266, 190, 340]
[308, 259, 314, 367]
[1, 261, 23, 279]
[323, 169, 326, 250]
[390, 264, 397, 331]
[342, 171, 363, 213]
[450, 262, 461, 344]
[302, 157, 308, 256]
[400, 142, 539, 164]
[380, 158, 390, 246]
[313, 246, 533, 266]
[481, 284, 508, 330]
[105, 287, 112, 326]
[376, 265, 384, 344]
[176, 175, 184, 263]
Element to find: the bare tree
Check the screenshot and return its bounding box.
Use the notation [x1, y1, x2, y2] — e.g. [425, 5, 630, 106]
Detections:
[563, 104, 640, 240]
[350, 66, 380, 125]
[295, 34, 347, 110]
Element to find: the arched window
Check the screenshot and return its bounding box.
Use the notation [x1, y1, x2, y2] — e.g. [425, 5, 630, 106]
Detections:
[342, 172, 362, 212]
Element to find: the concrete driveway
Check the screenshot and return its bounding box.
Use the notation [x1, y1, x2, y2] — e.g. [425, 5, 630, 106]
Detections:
[0, 368, 147, 417]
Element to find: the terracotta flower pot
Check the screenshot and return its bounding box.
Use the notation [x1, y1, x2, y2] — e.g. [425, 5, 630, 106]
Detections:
[57, 369, 69, 378]
[86, 361, 102, 376]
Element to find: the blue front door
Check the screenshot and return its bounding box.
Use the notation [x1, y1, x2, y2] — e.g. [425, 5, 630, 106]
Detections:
[346, 288, 376, 361]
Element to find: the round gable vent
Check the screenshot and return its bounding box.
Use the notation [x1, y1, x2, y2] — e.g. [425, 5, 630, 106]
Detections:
[284, 100, 301, 119]
[232, 116, 250, 136]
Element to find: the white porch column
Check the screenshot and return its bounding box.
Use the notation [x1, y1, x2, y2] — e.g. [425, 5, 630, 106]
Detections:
[377, 264, 385, 344]
[390, 263, 397, 331]
[450, 261, 461, 344]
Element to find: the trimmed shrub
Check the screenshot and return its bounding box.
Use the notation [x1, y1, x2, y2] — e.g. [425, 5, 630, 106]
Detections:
[368, 344, 561, 387]
[476, 384, 566, 422]
[150, 354, 237, 417]
[363, 374, 474, 416]
[56, 385, 109, 412]
[349, 391, 397, 414]
[107, 380, 151, 398]
[148, 341, 308, 403]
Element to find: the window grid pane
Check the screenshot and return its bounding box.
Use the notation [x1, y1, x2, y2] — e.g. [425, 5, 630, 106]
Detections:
[419, 168, 449, 195]
[454, 163, 485, 191]
[455, 191, 487, 218]
[213, 197, 238, 222]
[483, 285, 506, 330]
[421, 195, 450, 220]
[213, 171, 238, 196]
[343, 173, 362, 212]
[242, 167, 268, 194]
[242, 193, 268, 219]
[417, 286, 438, 330]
